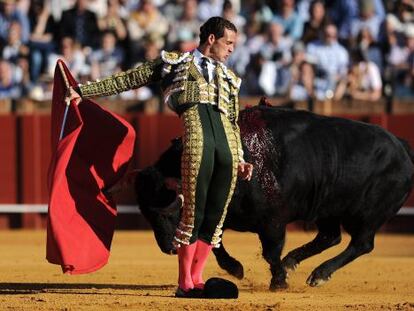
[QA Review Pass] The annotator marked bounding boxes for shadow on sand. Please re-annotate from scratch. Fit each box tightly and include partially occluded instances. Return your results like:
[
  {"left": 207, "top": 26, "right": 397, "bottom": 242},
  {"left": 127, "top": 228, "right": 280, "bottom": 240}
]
[{"left": 0, "top": 283, "right": 175, "bottom": 296}]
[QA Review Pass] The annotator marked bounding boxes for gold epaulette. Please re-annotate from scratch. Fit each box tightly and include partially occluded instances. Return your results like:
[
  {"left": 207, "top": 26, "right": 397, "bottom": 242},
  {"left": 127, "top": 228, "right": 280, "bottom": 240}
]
[{"left": 161, "top": 50, "right": 192, "bottom": 65}]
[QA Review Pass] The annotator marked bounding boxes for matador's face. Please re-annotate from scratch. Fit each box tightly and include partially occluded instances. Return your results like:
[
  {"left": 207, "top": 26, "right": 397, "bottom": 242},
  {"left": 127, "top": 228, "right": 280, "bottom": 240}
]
[{"left": 209, "top": 28, "right": 237, "bottom": 63}]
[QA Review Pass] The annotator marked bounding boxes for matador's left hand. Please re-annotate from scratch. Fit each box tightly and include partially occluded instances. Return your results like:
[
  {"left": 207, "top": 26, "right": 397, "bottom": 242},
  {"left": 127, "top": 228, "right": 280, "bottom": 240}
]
[{"left": 238, "top": 162, "right": 253, "bottom": 181}]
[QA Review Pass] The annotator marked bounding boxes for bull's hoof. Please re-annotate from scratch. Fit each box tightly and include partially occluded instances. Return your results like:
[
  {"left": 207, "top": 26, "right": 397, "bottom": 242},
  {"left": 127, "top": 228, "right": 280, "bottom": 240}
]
[
  {"left": 306, "top": 271, "right": 331, "bottom": 287},
  {"left": 281, "top": 257, "right": 299, "bottom": 273},
  {"left": 226, "top": 261, "right": 244, "bottom": 279},
  {"left": 269, "top": 280, "right": 288, "bottom": 292}
]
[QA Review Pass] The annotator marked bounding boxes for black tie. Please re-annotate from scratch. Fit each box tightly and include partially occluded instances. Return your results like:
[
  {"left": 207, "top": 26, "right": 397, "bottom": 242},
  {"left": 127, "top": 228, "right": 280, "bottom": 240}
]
[{"left": 201, "top": 57, "right": 210, "bottom": 82}]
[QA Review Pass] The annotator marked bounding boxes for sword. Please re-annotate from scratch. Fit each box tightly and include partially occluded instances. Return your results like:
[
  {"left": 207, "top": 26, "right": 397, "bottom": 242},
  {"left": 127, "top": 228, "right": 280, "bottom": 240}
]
[{"left": 57, "top": 61, "right": 71, "bottom": 141}]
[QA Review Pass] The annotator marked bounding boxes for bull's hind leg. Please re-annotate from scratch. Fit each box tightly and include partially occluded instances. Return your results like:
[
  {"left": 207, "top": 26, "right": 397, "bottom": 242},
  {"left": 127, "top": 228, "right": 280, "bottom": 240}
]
[
  {"left": 306, "top": 227, "right": 375, "bottom": 287},
  {"left": 282, "top": 218, "right": 341, "bottom": 273},
  {"left": 212, "top": 243, "right": 244, "bottom": 279}
]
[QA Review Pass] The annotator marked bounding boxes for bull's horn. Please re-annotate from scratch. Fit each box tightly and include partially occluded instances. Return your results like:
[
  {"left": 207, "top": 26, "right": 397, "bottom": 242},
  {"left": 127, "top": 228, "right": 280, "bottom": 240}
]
[
  {"left": 158, "top": 194, "right": 184, "bottom": 216},
  {"left": 105, "top": 169, "right": 142, "bottom": 195}
]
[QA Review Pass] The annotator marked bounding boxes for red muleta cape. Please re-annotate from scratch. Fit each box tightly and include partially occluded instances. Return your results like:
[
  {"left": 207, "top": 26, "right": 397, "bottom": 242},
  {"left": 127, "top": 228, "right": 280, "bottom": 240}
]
[{"left": 46, "top": 60, "right": 136, "bottom": 274}]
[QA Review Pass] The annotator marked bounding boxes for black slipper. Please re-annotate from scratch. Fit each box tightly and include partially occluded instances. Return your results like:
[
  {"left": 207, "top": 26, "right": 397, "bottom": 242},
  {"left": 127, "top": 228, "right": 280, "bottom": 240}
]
[{"left": 174, "top": 287, "right": 204, "bottom": 298}]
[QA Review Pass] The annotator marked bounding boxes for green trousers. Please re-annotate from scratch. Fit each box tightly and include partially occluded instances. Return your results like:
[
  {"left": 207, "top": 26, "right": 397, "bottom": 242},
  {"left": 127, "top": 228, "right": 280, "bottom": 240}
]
[{"left": 174, "top": 103, "right": 239, "bottom": 247}]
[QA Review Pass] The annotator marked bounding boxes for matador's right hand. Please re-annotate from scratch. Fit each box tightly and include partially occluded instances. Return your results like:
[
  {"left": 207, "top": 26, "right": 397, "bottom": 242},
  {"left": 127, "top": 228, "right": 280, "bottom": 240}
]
[{"left": 238, "top": 162, "right": 253, "bottom": 181}]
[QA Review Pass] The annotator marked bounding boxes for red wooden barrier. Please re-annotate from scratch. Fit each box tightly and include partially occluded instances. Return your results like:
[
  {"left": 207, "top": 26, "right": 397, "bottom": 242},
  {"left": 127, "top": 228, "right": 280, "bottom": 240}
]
[
  {"left": 135, "top": 114, "right": 182, "bottom": 168},
  {"left": 0, "top": 115, "right": 17, "bottom": 203},
  {"left": 0, "top": 116, "right": 17, "bottom": 229},
  {"left": 385, "top": 115, "right": 414, "bottom": 206},
  {"left": 19, "top": 115, "right": 51, "bottom": 228},
  {"left": 20, "top": 115, "right": 51, "bottom": 203},
  {"left": 385, "top": 114, "right": 414, "bottom": 148}
]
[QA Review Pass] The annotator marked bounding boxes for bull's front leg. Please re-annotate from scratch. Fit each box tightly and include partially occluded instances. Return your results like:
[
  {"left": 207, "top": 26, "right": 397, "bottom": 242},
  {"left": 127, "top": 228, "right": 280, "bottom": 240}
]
[
  {"left": 212, "top": 242, "right": 244, "bottom": 279},
  {"left": 258, "top": 223, "right": 287, "bottom": 291}
]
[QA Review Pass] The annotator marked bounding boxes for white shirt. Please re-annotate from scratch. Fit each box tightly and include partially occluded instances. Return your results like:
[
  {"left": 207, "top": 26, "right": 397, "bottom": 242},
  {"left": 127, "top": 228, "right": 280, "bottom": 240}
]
[
  {"left": 356, "top": 61, "right": 382, "bottom": 91},
  {"left": 192, "top": 49, "right": 216, "bottom": 83}
]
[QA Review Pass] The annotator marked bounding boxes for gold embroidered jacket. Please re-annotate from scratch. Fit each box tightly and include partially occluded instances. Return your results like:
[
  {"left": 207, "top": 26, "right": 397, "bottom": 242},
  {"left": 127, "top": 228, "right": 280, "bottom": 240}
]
[{"left": 78, "top": 50, "right": 244, "bottom": 162}]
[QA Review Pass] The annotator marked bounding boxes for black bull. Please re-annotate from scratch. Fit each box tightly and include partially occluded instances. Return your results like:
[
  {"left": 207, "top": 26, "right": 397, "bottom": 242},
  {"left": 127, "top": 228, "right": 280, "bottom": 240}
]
[{"left": 134, "top": 105, "right": 414, "bottom": 290}]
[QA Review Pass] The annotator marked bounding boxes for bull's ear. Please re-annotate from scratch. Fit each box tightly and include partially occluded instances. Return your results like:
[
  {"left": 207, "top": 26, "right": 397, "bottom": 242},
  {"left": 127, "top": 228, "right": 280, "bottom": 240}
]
[
  {"left": 171, "top": 137, "right": 182, "bottom": 144},
  {"left": 171, "top": 137, "right": 183, "bottom": 149},
  {"left": 258, "top": 96, "right": 272, "bottom": 106}
]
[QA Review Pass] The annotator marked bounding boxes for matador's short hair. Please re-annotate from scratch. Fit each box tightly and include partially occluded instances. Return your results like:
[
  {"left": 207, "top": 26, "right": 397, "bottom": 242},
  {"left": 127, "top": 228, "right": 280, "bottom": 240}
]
[{"left": 199, "top": 16, "right": 237, "bottom": 45}]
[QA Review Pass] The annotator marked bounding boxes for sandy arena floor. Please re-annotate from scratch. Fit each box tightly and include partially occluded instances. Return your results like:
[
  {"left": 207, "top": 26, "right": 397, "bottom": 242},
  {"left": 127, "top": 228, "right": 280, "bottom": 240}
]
[{"left": 0, "top": 230, "right": 413, "bottom": 310}]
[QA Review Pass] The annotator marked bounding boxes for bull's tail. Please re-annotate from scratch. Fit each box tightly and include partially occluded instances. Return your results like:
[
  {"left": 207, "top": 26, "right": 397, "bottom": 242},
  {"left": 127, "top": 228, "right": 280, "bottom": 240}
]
[
  {"left": 410, "top": 149, "right": 414, "bottom": 166},
  {"left": 399, "top": 138, "right": 414, "bottom": 165},
  {"left": 409, "top": 147, "right": 414, "bottom": 165},
  {"left": 399, "top": 139, "right": 414, "bottom": 193}
]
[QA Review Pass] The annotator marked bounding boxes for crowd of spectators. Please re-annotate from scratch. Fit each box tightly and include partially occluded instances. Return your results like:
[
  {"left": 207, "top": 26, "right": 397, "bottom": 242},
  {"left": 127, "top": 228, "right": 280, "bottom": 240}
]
[{"left": 0, "top": 0, "right": 413, "bottom": 106}]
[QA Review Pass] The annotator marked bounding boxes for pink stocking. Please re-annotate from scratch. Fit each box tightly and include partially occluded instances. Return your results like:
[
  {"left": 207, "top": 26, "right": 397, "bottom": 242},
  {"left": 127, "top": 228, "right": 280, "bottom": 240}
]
[
  {"left": 177, "top": 242, "right": 197, "bottom": 291},
  {"left": 191, "top": 240, "right": 213, "bottom": 289}
]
